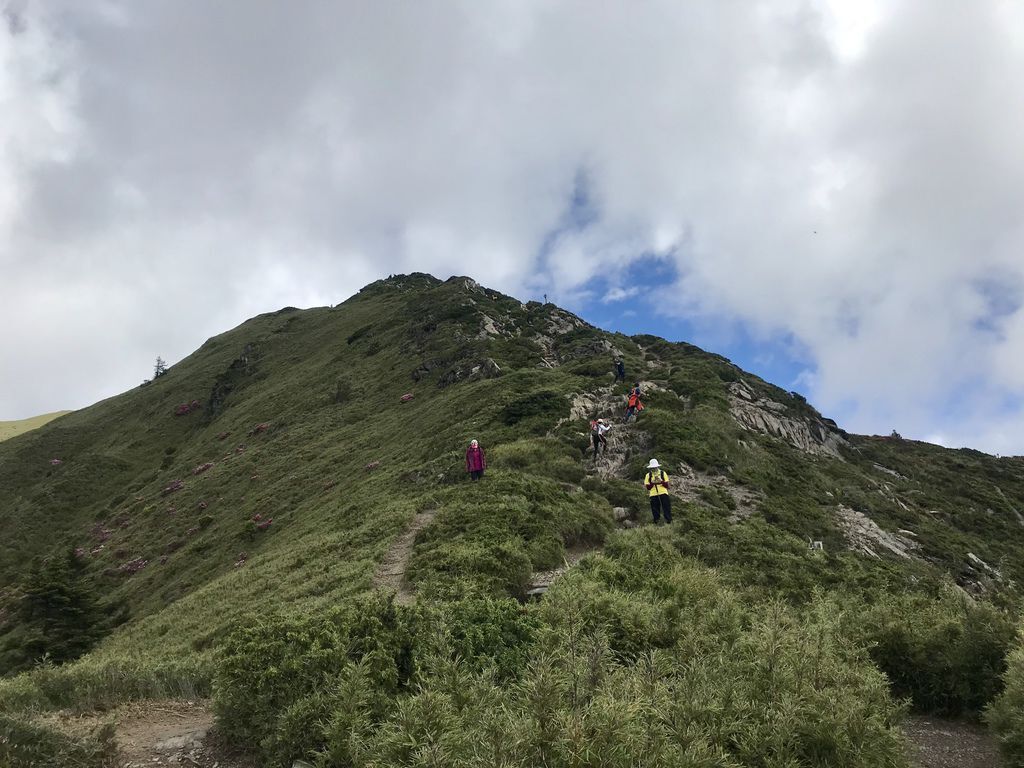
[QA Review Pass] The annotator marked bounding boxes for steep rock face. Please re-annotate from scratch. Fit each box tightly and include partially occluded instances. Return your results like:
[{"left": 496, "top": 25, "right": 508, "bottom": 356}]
[
  {"left": 728, "top": 381, "right": 847, "bottom": 459},
  {"left": 834, "top": 505, "right": 920, "bottom": 559}
]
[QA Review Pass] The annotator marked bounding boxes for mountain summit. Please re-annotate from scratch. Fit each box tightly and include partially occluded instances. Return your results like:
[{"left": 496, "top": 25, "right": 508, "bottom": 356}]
[{"left": 3, "top": 273, "right": 1024, "bottom": 766}]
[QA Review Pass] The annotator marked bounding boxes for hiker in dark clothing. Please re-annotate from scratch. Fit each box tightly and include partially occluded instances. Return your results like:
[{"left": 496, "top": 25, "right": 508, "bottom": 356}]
[
  {"left": 644, "top": 458, "right": 672, "bottom": 523},
  {"left": 466, "top": 439, "right": 486, "bottom": 481},
  {"left": 613, "top": 358, "right": 626, "bottom": 383},
  {"left": 590, "top": 418, "right": 610, "bottom": 460}
]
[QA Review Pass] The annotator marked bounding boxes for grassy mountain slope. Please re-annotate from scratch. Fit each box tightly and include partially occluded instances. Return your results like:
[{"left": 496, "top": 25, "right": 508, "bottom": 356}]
[
  {"left": 0, "top": 411, "right": 72, "bottom": 443},
  {"left": 2, "top": 273, "right": 1024, "bottom": 766}
]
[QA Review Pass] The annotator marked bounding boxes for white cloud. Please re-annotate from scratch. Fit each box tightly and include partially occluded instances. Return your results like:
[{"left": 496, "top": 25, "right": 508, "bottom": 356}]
[
  {"left": 603, "top": 287, "right": 640, "bottom": 303},
  {"left": 2, "top": 1, "right": 1023, "bottom": 454}
]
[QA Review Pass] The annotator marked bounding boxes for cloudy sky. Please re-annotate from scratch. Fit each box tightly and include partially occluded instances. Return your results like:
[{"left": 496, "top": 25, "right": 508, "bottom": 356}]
[{"left": 3, "top": 1, "right": 1024, "bottom": 453}]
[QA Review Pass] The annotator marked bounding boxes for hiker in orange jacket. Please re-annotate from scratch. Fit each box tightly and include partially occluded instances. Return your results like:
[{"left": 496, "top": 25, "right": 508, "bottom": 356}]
[{"left": 624, "top": 383, "right": 643, "bottom": 422}]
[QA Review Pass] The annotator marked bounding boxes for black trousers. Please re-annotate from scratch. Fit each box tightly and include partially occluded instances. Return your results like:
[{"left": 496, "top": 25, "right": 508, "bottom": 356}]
[
  {"left": 650, "top": 494, "right": 672, "bottom": 523},
  {"left": 592, "top": 433, "right": 607, "bottom": 458},
  {"left": 470, "top": 469, "right": 484, "bottom": 481}
]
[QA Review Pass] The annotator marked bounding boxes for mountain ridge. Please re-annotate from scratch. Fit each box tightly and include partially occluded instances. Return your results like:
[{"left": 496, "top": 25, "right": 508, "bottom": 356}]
[
  {"left": 3, "top": 272, "right": 1024, "bottom": 766},
  {"left": 2, "top": 272, "right": 1023, "bottom": 652}
]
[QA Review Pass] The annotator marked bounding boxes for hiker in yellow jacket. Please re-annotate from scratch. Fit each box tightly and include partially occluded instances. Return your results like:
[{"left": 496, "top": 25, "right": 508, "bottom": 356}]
[{"left": 644, "top": 458, "right": 672, "bottom": 524}]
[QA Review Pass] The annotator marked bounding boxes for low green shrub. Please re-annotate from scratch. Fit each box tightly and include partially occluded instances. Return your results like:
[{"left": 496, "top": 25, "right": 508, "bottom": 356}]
[
  {"left": 846, "top": 588, "right": 1015, "bottom": 715},
  {"left": 0, "top": 714, "right": 115, "bottom": 768},
  {"left": 213, "top": 592, "right": 410, "bottom": 766},
  {"left": 499, "top": 390, "right": 569, "bottom": 433},
  {"left": 214, "top": 594, "right": 539, "bottom": 766},
  {"left": 211, "top": 533, "right": 911, "bottom": 768},
  {"left": 0, "top": 655, "right": 211, "bottom": 713},
  {"left": 489, "top": 438, "right": 584, "bottom": 484},
  {"left": 987, "top": 629, "right": 1024, "bottom": 764},
  {"left": 407, "top": 474, "right": 611, "bottom": 598}
]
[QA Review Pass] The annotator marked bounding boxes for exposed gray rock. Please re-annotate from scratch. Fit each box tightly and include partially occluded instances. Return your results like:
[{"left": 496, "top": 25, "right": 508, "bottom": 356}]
[
  {"left": 872, "top": 463, "right": 906, "bottom": 480},
  {"left": 993, "top": 485, "right": 1024, "bottom": 527},
  {"left": 533, "top": 333, "right": 560, "bottom": 368},
  {"left": 154, "top": 728, "right": 208, "bottom": 751},
  {"left": 967, "top": 551, "right": 1000, "bottom": 577},
  {"left": 834, "top": 505, "right": 919, "bottom": 559},
  {"left": 478, "top": 314, "right": 501, "bottom": 338},
  {"left": 546, "top": 309, "right": 586, "bottom": 336},
  {"left": 469, "top": 358, "right": 502, "bottom": 380},
  {"left": 728, "top": 381, "right": 847, "bottom": 459}
]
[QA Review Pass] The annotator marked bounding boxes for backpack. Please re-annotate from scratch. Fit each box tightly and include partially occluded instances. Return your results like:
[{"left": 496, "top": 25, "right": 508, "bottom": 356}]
[{"left": 590, "top": 420, "right": 600, "bottom": 434}]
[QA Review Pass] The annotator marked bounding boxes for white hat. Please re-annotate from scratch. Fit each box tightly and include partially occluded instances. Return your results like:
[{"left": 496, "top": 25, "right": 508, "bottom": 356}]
[{"left": 647, "top": 458, "right": 660, "bottom": 469}]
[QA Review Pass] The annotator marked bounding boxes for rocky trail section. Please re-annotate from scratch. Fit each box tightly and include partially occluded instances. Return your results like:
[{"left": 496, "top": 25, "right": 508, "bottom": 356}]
[
  {"left": 44, "top": 700, "right": 255, "bottom": 768},
  {"left": 904, "top": 715, "right": 1003, "bottom": 768},
  {"left": 527, "top": 385, "right": 651, "bottom": 597},
  {"left": 113, "top": 701, "right": 225, "bottom": 767},
  {"left": 569, "top": 385, "right": 652, "bottom": 481},
  {"left": 372, "top": 508, "right": 438, "bottom": 605}
]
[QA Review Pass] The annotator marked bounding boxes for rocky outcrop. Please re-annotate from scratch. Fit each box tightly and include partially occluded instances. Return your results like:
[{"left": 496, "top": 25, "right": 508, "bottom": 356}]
[
  {"left": 728, "top": 381, "right": 847, "bottom": 459},
  {"left": 834, "top": 505, "right": 919, "bottom": 559},
  {"left": 412, "top": 356, "right": 502, "bottom": 387},
  {"left": 960, "top": 551, "right": 1003, "bottom": 596},
  {"left": 570, "top": 386, "right": 620, "bottom": 421},
  {"left": 545, "top": 308, "right": 587, "bottom": 336},
  {"left": 674, "top": 462, "right": 762, "bottom": 523}
]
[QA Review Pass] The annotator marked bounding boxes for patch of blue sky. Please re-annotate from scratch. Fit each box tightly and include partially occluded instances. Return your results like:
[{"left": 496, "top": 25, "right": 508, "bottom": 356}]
[
  {"left": 970, "top": 275, "right": 1022, "bottom": 337},
  {"left": 571, "top": 261, "right": 819, "bottom": 409},
  {"left": 530, "top": 168, "right": 822, "bottom": 420}
]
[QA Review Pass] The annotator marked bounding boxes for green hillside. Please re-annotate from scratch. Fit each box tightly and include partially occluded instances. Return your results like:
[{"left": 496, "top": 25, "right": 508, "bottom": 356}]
[
  {"left": 0, "top": 411, "right": 72, "bottom": 443},
  {"left": 3, "top": 273, "right": 1024, "bottom": 766}
]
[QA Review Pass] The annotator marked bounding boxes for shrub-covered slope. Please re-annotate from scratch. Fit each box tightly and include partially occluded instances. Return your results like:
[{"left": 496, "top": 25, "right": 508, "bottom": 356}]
[
  {"left": 3, "top": 273, "right": 1024, "bottom": 765},
  {"left": 3, "top": 273, "right": 1024, "bottom": 663}
]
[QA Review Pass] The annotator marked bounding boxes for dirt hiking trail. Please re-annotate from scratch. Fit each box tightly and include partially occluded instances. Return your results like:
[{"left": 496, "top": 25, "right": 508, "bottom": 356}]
[
  {"left": 372, "top": 508, "right": 438, "bottom": 604},
  {"left": 905, "top": 714, "right": 1003, "bottom": 768}
]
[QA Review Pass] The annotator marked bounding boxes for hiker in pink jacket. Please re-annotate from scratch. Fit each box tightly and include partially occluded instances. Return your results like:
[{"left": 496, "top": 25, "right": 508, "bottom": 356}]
[{"left": 465, "top": 439, "right": 486, "bottom": 481}]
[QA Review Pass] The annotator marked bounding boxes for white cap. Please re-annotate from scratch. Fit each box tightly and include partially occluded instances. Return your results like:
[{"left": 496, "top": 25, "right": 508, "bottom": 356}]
[{"left": 647, "top": 458, "right": 660, "bottom": 469}]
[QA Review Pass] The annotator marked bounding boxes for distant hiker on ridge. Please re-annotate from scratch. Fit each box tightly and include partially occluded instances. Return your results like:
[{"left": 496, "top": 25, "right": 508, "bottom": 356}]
[
  {"left": 466, "top": 439, "right": 486, "bottom": 481},
  {"left": 644, "top": 458, "right": 672, "bottom": 524},
  {"left": 590, "top": 417, "right": 611, "bottom": 460},
  {"left": 624, "top": 382, "right": 643, "bottom": 422},
  {"left": 613, "top": 358, "right": 626, "bottom": 383}
]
